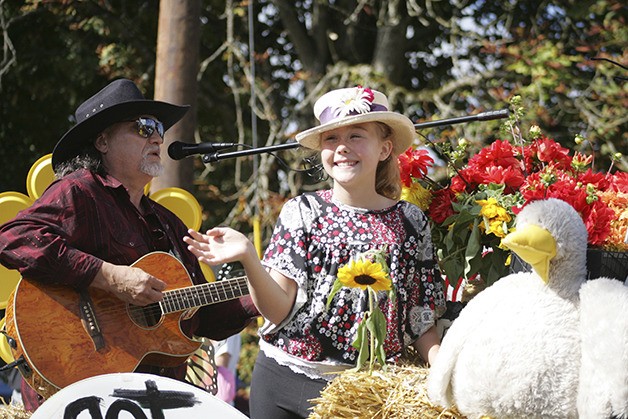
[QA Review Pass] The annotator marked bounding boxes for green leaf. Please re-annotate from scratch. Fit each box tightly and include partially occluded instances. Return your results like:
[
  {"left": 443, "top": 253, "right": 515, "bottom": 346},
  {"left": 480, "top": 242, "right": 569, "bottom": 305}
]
[
  {"left": 439, "top": 252, "right": 465, "bottom": 281},
  {"left": 352, "top": 320, "right": 365, "bottom": 350},
  {"left": 465, "top": 219, "right": 481, "bottom": 278},
  {"left": 326, "top": 278, "right": 344, "bottom": 310},
  {"left": 387, "top": 288, "right": 396, "bottom": 305},
  {"left": 369, "top": 307, "right": 388, "bottom": 366},
  {"left": 443, "top": 228, "right": 456, "bottom": 252},
  {"left": 466, "top": 252, "right": 483, "bottom": 279},
  {"left": 482, "top": 248, "right": 511, "bottom": 285},
  {"left": 352, "top": 319, "right": 369, "bottom": 371},
  {"left": 368, "top": 307, "right": 387, "bottom": 344}
]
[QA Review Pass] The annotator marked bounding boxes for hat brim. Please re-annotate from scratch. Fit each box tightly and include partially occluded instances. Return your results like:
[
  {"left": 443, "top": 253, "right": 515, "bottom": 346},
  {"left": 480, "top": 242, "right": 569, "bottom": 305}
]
[
  {"left": 294, "top": 111, "right": 416, "bottom": 155},
  {"left": 52, "top": 100, "right": 189, "bottom": 170}
]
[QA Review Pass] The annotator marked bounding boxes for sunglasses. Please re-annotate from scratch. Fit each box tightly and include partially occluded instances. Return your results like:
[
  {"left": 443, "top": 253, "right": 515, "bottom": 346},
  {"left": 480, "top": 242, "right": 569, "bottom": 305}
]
[{"left": 129, "top": 117, "right": 164, "bottom": 139}]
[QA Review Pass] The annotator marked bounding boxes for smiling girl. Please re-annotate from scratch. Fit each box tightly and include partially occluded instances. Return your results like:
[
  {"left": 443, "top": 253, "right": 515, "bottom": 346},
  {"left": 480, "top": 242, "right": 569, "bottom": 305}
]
[{"left": 185, "top": 86, "right": 446, "bottom": 419}]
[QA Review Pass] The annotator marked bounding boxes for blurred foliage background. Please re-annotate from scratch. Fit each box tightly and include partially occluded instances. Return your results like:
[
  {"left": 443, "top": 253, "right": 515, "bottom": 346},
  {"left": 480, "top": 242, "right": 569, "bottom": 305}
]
[
  {"left": 1, "top": 0, "right": 626, "bottom": 404},
  {"left": 1, "top": 1, "right": 625, "bottom": 237}
]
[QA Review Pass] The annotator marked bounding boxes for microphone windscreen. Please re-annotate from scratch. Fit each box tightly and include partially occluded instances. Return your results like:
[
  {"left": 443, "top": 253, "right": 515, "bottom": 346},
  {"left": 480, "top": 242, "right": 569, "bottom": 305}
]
[{"left": 167, "top": 142, "right": 186, "bottom": 160}]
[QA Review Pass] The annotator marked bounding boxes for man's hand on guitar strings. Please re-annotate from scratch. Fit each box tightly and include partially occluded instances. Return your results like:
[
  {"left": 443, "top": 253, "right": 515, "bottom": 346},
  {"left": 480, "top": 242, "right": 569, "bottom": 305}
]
[{"left": 91, "top": 262, "right": 167, "bottom": 306}]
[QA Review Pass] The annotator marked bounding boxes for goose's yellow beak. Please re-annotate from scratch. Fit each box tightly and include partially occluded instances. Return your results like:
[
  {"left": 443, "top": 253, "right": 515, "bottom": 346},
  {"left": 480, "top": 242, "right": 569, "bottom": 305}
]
[{"left": 501, "top": 224, "right": 556, "bottom": 284}]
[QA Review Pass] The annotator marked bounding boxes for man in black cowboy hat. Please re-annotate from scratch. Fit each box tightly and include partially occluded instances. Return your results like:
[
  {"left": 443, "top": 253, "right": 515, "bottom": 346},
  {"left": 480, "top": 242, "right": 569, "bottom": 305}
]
[{"left": 0, "top": 79, "right": 258, "bottom": 411}]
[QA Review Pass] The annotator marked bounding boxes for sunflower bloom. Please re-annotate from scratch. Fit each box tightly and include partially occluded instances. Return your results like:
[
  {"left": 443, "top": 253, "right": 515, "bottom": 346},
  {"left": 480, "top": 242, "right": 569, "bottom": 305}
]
[{"left": 337, "top": 259, "right": 392, "bottom": 292}]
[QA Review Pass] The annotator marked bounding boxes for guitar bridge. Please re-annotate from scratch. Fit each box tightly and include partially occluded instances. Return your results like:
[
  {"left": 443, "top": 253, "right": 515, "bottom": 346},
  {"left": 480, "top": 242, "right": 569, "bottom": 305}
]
[{"left": 79, "top": 291, "right": 105, "bottom": 351}]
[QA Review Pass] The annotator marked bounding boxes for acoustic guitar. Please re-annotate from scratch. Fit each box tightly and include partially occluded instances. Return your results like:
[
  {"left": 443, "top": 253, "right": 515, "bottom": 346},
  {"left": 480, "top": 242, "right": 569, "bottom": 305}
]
[{"left": 3, "top": 251, "right": 249, "bottom": 399}]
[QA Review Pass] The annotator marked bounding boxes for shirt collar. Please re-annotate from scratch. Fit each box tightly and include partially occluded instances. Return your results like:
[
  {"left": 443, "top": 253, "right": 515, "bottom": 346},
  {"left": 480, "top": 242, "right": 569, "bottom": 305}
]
[
  {"left": 93, "top": 170, "right": 125, "bottom": 190},
  {"left": 91, "top": 170, "right": 156, "bottom": 215}
]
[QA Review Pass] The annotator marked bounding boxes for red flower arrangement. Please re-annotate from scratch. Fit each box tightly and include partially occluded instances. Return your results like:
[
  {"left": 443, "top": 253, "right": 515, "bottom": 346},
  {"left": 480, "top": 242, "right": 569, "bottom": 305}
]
[
  {"left": 449, "top": 137, "right": 627, "bottom": 248},
  {"left": 399, "top": 97, "right": 628, "bottom": 288}
]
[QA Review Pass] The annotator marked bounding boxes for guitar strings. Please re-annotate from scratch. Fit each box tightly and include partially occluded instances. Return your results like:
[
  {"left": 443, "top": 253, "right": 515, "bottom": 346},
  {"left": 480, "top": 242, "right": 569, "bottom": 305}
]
[
  {"left": 119, "top": 276, "right": 249, "bottom": 317},
  {"left": 83, "top": 276, "right": 249, "bottom": 325},
  {"left": 160, "top": 277, "right": 250, "bottom": 313},
  {"left": 88, "top": 279, "right": 249, "bottom": 329}
]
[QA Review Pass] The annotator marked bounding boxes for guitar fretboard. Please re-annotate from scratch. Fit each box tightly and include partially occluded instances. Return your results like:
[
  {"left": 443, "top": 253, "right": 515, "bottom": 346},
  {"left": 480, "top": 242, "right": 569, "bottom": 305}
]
[{"left": 159, "top": 276, "right": 249, "bottom": 314}]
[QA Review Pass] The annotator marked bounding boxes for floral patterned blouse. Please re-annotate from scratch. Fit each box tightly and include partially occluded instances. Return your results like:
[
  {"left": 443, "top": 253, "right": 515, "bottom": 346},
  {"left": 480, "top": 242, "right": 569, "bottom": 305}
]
[{"left": 260, "top": 190, "right": 446, "bottom": 373}]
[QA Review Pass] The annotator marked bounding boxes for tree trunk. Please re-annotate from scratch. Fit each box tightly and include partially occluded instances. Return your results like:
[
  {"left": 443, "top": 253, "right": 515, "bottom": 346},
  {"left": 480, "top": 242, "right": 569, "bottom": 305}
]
[
  {"left": 152, "top": 0, "right": 201, "bottom": 192},
  {"left": 372, "top": 22, "right": 408, "bottom": 86}
]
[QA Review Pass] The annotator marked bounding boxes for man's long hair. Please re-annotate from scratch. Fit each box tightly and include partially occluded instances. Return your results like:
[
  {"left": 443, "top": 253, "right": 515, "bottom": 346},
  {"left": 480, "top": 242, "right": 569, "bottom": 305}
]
[{"left": 54, "top": 143, "right": 106, "bottom": 178}]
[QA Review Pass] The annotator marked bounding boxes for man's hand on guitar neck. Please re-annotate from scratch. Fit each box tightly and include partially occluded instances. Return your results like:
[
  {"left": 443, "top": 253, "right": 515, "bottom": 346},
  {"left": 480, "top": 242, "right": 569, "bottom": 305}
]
[{"left": 91, "top": 261, "right": 167, "bottom": 306}]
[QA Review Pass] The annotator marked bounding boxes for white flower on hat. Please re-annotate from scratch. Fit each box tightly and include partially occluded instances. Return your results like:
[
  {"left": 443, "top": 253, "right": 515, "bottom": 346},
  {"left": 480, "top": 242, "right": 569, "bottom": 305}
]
[{"left": 332, "top": 86, "right": 375, "bottom": 118}]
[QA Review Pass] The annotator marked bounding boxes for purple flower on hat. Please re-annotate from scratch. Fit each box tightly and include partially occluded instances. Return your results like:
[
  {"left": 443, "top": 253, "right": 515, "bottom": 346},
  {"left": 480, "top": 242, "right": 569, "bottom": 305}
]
[{"left": 332, "top": 86, "right": 375, "bottom": 118}]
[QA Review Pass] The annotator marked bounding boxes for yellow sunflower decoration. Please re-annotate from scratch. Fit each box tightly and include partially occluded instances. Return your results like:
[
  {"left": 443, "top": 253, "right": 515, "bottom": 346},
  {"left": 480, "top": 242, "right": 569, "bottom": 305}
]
[
  {"left": 327, "top": 247, "right": 395, "bottom": 373},
  {"left": 337, "top": 258, "right": 392, "bottom": 292}
]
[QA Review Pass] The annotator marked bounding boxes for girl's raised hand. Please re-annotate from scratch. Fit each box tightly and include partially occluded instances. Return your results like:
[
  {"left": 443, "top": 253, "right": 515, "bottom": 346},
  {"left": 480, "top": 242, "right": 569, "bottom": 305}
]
[{"left": 184, "top": 227, "right": 255, "bottom": 266}]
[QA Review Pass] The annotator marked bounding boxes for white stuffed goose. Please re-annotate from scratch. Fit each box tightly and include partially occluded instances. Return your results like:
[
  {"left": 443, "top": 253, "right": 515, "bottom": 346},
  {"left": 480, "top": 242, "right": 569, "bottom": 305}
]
[
  {"left": 427, "top": 198, "right": 587, "bottom": 419},
  {"left": 578, "top": 276, "right": 628, "bottom": 419}
]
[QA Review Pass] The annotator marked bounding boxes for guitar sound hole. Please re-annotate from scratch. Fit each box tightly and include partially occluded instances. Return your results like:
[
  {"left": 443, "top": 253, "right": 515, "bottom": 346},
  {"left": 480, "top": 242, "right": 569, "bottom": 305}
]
[{"left": 127, "top": 303, "right": 163, "bottom": 328}]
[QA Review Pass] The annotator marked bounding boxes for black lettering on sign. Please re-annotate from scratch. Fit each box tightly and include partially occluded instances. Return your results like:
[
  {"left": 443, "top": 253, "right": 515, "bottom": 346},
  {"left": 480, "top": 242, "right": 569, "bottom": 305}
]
[
  {"left": 64, "top": 396, "right": 104, "bottom": 419},
  {"left": 111, "top": 379, "right": 200, "bottom": 418},
  {"left": 62, "top": 379, "right": 201, "bottom": 418},
  {"left": 105, "top": 399, "right": 148, "bottom": 419}
]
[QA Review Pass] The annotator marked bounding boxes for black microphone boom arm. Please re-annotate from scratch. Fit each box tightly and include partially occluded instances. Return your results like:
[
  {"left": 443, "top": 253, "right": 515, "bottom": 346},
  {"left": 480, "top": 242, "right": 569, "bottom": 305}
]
[
  {"left": 203, "top": 109, "right": 509, "bottom": 163},
  {"left": 413, "top": 109, "right": 509, "bottom": 129},
  {"left": 202, "top": 142, "right": 300, "bottom": 163}
]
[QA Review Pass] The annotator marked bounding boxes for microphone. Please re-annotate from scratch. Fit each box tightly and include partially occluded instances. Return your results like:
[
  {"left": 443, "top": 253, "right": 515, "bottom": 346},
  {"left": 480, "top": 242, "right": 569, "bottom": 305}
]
[{"left": 168, "top": 141, "right": 237, "bottom": 160}]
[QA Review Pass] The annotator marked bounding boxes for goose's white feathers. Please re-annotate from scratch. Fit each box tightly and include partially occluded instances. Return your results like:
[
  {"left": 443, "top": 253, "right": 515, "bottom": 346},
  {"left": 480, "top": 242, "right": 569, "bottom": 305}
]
[{"left": 578, "top": 278, "right": 628, "bottom": 419}]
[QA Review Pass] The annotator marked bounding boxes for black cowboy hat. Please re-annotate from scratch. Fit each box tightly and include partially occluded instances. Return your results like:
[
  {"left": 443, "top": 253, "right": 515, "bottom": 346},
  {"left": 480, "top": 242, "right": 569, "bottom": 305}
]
[{"left": 52, "top": 78, "right": 189, "bottom": 170}]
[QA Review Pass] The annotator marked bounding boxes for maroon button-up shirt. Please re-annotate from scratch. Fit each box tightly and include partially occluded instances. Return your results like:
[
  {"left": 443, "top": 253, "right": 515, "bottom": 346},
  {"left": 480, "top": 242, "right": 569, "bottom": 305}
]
[{"left": 0, "top": 168, "right": 258, "bottom": 410}]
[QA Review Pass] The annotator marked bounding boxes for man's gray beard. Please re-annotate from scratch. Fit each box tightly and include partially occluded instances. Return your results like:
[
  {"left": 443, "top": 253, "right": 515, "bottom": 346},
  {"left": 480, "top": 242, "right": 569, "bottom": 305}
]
[{"left": 140, "top": 159, "right": 164, "bottom": 177}]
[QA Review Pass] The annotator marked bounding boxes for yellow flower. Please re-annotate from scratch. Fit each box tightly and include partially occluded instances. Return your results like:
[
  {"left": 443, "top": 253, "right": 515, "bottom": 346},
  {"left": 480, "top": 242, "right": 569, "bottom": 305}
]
[
  {"left": 477, "top": 197, "right": 512, "bottom": 238},
  {"left": 485, "top": 219, "right": 509, "bottom": 238},
  {"left": 477, "top": 197, "right": 506, "bottom": 218},
  {"left": 401, "top": 183, "right": 433, "bottom": 211},
  {"left": 337, "top": 258, "right": 392, "bottom": 292}
]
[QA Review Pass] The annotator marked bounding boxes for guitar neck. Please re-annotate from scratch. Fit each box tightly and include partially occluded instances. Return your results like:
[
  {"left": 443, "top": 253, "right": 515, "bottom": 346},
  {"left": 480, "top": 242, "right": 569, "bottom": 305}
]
[{"left": 160, "top": 276, "right": 249, "bottom": 314}]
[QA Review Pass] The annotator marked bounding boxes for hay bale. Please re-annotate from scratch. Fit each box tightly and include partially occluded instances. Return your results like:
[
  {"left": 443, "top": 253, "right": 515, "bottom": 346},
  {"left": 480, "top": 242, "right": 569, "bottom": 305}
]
[
  {"left": 309, "top": 364, "right": 465, "bottom": 418},
  {"left": 0, "top": 403, "right": 31, "bottom": 419}
]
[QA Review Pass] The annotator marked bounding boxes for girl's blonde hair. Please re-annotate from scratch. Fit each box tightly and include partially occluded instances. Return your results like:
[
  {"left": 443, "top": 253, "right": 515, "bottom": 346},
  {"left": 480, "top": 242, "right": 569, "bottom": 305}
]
[{"left": 373, "top": 122, "right": 402, "bottom": 200}]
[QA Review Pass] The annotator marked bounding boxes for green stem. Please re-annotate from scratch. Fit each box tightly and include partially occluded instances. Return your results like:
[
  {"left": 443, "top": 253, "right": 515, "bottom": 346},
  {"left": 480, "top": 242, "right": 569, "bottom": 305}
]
[{"left": 368, "top": 287, "right": 375, "bottom": 374}]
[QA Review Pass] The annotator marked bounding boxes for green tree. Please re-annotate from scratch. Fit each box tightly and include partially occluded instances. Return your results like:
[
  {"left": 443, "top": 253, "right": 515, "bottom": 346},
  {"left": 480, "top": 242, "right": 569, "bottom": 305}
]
[
  {"left": 190, "top": 0, "right": 626, "bottom": 237},
  {"left": 1, "top": 0, "right": 625, "bottom": 233},
  {"left": 0, "top": 0, "right": 162, "bottom": 193}
]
